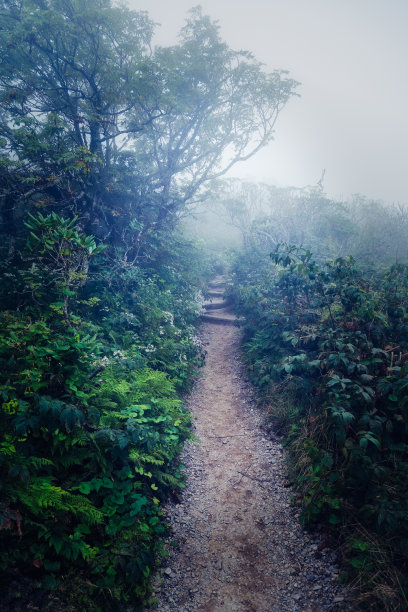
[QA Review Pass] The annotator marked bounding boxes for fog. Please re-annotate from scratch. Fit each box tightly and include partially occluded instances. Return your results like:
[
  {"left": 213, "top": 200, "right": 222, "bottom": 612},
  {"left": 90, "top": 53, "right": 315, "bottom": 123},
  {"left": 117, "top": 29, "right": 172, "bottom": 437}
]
[
  {"left": 127, "top": 0, "right": 408, "bottom": 204},
  {"left": 2, "top": 3, "right": 408, "bottom": 608}
]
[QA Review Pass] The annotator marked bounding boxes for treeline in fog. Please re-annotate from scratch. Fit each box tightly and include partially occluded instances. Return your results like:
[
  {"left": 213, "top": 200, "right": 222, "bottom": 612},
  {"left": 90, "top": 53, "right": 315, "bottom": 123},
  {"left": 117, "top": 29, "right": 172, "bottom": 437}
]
[{"left": 213, "top": 178, "right": 408, "bottom": 267}]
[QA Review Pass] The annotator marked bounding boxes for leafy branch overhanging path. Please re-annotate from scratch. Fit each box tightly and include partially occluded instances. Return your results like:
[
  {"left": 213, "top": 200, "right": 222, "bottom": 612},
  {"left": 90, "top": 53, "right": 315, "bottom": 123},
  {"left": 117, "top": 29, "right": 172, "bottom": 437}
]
[{"left": 152, "top": 277, "right": 347, "bottom": 611}]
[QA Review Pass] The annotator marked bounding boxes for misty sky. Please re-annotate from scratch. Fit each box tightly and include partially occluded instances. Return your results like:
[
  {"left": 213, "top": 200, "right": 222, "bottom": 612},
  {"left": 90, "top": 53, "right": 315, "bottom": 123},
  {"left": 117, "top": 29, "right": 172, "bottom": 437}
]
[{"left": 126, "top": 0, "right": 408, "bottom": 204}]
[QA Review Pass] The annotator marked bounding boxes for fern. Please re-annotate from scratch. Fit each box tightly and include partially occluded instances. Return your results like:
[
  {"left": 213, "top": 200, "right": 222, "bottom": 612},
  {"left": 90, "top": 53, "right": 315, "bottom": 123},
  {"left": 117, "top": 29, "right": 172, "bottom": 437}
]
[
  {"left": 27, "top": 457, "right": 54, "bottom": 469},
  {"left": 129, "top": 449, "right": 165, "bottom": 466},
  {"left": 140, "top": 454, "right": 165, "bottom": 467},
  {"left": 90, "top": 367, "right": 178, "bottom": 415},
  {"left": 57, "top": 448, "right": 92, "bottom": 468},
  {"left": 71, "top": 430, "right": 89, "bottom": 446},
  {"left": 16, "top": 477, "right": 104, "bottom": 524},
  {"left": 156, "top": 471, "right": 183, "bottom": 489}
]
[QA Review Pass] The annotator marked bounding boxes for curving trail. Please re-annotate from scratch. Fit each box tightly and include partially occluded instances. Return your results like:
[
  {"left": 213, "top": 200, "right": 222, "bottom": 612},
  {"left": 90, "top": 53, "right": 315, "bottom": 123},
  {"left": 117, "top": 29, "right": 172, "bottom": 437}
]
[{"left": 151, "top": 277, "right": 348, "bottom": 612}]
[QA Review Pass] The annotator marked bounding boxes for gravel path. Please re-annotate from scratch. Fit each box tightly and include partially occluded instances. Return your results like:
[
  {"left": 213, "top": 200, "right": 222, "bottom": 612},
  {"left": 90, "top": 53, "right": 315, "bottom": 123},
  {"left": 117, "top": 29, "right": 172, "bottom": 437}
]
[{"left": 151, "top": 320, "right": 349, "bottom": 611}]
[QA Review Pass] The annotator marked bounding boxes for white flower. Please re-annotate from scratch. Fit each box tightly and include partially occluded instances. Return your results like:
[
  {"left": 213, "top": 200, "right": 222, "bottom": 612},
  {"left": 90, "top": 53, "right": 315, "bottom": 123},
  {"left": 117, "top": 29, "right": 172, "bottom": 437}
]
[
  {"left": 124, "top": 311, "right": 137, "bottom": 320},
  {"left": 189, "top": 334, "right": 202, "bottom": 348},
  {"left": 144, "top": 344, "right": 156, "bottom": 354},
  {"left": 162, "top": 311, "right": 174, "bottom": 326}
]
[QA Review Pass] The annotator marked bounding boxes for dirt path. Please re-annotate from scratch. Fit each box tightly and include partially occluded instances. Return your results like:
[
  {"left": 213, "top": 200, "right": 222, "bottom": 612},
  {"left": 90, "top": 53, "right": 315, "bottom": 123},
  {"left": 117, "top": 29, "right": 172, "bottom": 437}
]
[{"left": 151, "top": 280, "right": 348, "bottom": 611}]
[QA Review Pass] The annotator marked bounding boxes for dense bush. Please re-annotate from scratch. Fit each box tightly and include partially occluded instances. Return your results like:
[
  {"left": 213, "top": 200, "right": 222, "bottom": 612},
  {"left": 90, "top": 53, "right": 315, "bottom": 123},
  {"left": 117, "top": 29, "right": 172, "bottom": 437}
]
[
  {"left": 0, "top": 211, "right": 210, "bottom": 610},
  {"left": 230, "top": 243, "right": 408, "bottom": 609}
]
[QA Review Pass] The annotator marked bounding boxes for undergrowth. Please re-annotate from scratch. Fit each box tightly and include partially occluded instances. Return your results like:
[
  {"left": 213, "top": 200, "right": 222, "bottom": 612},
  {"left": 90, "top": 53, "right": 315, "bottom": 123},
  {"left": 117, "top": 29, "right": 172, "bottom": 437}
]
[
  {"left": 0, "top": 212, "right": 213, "bottom": 610},
  {"left": 230, "top": 243, "right": 408, "bottom": 611}
]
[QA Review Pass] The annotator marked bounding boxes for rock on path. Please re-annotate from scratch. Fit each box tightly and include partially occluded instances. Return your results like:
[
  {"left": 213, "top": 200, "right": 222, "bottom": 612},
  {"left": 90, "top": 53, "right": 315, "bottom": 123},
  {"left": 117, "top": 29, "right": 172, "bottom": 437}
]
[{"left": 151, "top": 280, "right": 348, "bottom": 611}]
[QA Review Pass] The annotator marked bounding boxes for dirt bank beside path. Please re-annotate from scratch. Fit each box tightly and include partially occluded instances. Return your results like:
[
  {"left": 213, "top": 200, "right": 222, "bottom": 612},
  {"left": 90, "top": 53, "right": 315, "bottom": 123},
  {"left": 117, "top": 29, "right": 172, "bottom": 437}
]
[{"left": 151, "top": 321, "right": 348, "bottom": 611}]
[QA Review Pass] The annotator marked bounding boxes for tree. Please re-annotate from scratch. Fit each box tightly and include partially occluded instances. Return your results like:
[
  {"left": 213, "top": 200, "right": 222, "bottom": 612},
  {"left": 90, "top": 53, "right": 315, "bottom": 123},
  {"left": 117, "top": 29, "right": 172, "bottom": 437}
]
[
  {"left": 0, "top": 0, "right": 298, "bottom": 260},
  {"left": 135, "top": 8, "right": 298, "bottom": 227}
]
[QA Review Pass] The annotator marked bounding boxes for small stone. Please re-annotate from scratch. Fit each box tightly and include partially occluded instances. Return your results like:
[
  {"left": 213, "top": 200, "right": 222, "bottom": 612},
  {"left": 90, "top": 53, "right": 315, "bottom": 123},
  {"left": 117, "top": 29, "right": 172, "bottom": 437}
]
[{"left": 164, "top": 567, "right": 172, "bottom": 576}]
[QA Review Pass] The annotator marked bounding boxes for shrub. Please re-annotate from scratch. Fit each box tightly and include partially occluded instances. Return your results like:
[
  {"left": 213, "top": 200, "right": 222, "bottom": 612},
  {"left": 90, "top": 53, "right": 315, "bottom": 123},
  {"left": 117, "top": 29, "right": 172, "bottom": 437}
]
[{"left": 231, "top": 243, "right": 408, "bottom": 609}]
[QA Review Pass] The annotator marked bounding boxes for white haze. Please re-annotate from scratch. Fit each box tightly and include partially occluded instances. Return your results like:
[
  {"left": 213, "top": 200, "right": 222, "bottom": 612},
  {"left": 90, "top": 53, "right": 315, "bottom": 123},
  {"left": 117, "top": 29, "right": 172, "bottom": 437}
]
[{"left": 125, "top": 0, "right": 408, "bottom": 205}]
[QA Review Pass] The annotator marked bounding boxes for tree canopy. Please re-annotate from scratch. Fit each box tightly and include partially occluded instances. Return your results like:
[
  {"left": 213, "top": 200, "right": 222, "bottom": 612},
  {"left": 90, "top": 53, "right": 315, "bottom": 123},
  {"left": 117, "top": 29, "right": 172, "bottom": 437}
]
[{"left": 0, "top": 0, "right": 298, "bottom": 257}]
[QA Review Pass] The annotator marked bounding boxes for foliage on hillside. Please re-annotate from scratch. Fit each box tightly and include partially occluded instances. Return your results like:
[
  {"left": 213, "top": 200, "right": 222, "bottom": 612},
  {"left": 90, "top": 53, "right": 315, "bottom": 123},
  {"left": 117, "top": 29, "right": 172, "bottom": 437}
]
[
  {"left": 0, "top": 1, "right": 296, "bottom": 609},
  {"left": 230, "top": 243, "right": 408, "bottom": 610},
  {"left": 0, "top": 210, "right": 210, "bottom": 610}
]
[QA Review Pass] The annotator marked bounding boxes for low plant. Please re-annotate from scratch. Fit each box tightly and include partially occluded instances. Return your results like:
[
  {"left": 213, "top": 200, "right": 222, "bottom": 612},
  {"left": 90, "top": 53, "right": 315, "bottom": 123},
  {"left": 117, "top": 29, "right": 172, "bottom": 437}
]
[
  {"left": 231, "top": 243, "right": 408, "bottom": 610},
  {"left": 0, "top": 212, "right": 208, "bottom": 609}
]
